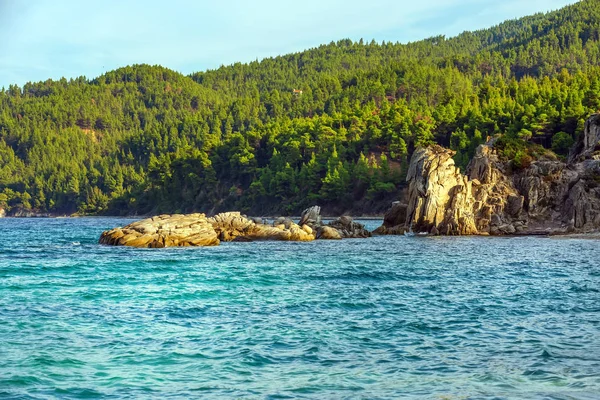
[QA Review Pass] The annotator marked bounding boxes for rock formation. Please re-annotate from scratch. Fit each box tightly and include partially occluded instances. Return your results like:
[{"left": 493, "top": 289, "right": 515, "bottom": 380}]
[
  {"left": 99, "top": 213, "right": 221, "bottom": 247},
  {"left": 99, "top": 211, "right": 316, "bottom": 248},
  {"left": 376, "top": 114, "right": 600, "bottom": 236},
  {"left": 373, "top": 202, "right": 407, "bottom": 235},
  {"left": 99, "top": 206, "right": 370, "bottom": 248},
  {"left": 210, "top": 212, "right": 314, "bottom": 242},
  {"left": 299, "top": 206, "right": 371, "bottom": 239}
]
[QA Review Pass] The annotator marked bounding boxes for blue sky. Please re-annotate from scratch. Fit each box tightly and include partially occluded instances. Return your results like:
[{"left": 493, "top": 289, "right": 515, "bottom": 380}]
[{"left": 0, "top": 0, "right": 577, "bottom": 88}]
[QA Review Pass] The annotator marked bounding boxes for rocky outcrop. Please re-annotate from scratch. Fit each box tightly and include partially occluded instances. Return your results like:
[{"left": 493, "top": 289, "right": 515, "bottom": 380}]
[
  {"left": 318, "top": 226, "right": 343, "bottom": 240},
  {"left": 373, "top": 202, "right": 407, "bottom": 235},
  {"left": 376, "top": 114, "right": 600, "bottom": 236},
  {"left": 99, "top": 211, "right": 316, "bottom": 248},
  {"left": 99, "top": 213, "right": 220, "bottom": 247},
  {"left": 209, "top": 212, "right": 315, "bottom": 242},
  {"left": 327, "top": 215, "right": 371, "bottom": 238},
  {"left": 299, "top": 206, "right": 371, "bottom": 239},
  {"left": 99, "top": 207, "right": 372, "bottom": 248},
  {"left": 0, "top": 207, "right": 5, "bottom": 218},
  {"left": 299, "top": 206, "right": 322, "bottom": 227}
]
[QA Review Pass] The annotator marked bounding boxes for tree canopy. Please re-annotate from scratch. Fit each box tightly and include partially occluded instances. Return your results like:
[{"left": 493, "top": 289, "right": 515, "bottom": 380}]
[{"left": 1, "top": 0, "right": 600, "bottom": 215}]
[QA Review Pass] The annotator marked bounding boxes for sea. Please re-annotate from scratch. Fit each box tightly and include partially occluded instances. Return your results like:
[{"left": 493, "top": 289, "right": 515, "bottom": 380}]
[{"left": 0, "top": 217, "right": 599, "bottom": 399}]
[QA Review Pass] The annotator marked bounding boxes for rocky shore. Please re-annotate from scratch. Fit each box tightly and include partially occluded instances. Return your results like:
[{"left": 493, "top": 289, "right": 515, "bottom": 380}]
[
  {"left": 99, "top": 114, "right": 600, "bottom": 246},
  {"left": 99, "top": 206, "right": 370, "bottom": 248},
  {"left": 376, "top": 113, "right": 600, "bottom": 236}
]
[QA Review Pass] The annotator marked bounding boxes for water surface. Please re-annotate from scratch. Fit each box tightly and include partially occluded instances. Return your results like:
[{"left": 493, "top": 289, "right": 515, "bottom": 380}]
[{"left": 1, "top": 218, "right": 599, "bottom": 399}]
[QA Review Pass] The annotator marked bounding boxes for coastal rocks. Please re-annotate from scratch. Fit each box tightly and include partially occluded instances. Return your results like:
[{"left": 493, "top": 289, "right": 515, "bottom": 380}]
[
  {"left": 299, "top": 206, "right": 322, "bottom": 227},
  {"left": 99, "top": 213, "right": 220, "bottom": 248},
  {"left": 100, "top": 211, "right": 317, "bottom": 248},
  {"left": 327, "top": 215, "right": 371, "bottom": 238},
  {"left": 376, "top": 114, "right": 600, "bottom": 236},
  {"left": 377, "top": 143, "right": 534, "bottom": 236},
  {"left": 209, "top": 212, "right": 315, "bottom": 242},
  {"left": 373, "top": 202, "right": 407, "bottom": 235},
  {"left": 299, "top": 206, "right": 371, "bottom": 239},
  {"left": 0, "top": 208, "right": 4, "bottom": 218},
  {"left": 5, "top": 207, "right": 54, "bottom": 217},
  {"left": 98, "top": 206, "right": 371, "bottom": 247},
  {"left": 402, "top": 145, "right": 483, "bottom": 235},
  {"left": 317, "top": 226, "right": 342, "bottom": 240}
]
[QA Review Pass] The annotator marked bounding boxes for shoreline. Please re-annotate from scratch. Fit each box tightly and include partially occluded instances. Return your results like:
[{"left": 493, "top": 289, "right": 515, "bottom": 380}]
[
  {"left": 3, "top": 215, "right": 599, "bottom": 239},
  {"left": 0, "top": 214, "right": 387, "bottom": 220}
]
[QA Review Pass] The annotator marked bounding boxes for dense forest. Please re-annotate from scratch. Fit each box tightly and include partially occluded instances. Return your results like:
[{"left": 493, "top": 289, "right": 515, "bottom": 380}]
[{"left": 1, "top": 0, "right": 600, "bottom": 216}]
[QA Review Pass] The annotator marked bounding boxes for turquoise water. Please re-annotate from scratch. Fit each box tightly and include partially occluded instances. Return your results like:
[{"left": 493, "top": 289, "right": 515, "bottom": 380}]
[{"left": 1, "top": 218, "right": 599, "bottom": 399}]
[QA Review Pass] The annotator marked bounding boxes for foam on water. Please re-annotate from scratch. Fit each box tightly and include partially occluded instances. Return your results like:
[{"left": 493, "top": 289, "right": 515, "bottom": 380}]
[{"left": 1, "top": 217, "right": 599, "bottom": 399}]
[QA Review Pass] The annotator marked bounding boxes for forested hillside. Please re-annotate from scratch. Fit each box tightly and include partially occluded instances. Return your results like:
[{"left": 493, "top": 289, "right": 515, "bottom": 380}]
[{"left": 1, "top": 0, "right": 600, "bottom": 216}]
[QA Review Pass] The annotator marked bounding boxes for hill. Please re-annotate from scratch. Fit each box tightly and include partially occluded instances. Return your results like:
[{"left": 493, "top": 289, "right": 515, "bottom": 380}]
[{"left": 1, "top": 0, "right": 600, "bottom": 216}]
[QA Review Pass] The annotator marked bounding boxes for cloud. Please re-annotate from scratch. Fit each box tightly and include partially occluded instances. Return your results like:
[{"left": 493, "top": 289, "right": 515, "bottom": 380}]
[{"left": 0, "top": 0, "right": 577, "bottom": 87}]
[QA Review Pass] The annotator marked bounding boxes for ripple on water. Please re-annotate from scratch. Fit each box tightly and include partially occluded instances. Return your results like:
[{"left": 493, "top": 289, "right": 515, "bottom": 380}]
[{"left": 0, "top": 218, "right": 599, "bottom": 399}]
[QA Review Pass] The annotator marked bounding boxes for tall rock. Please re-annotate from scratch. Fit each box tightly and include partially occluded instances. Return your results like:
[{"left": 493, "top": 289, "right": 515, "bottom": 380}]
[
  {"left": 401, "top": 145, "right": 519, "bottom": 235},
  {"left": 376, "top": 114, "right": 600, "bottom": 236}
]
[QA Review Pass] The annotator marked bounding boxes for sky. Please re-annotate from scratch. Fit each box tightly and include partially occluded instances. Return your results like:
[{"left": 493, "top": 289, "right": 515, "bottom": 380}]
[{"left": 0, "top": 0, "right": 578, "bottom": 88}]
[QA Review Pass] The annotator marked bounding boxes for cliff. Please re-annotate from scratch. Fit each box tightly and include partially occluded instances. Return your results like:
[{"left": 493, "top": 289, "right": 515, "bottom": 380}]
[{"left": 376, "top": 114, "right": 600, "bottom": 236}]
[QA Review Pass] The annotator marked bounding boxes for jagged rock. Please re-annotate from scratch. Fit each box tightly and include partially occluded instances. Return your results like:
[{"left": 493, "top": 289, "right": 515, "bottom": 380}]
[
  {"left": 327, "top": 216, "right": 371, "bottom": 238},
  {"left": 569, "top": 113, "right": 600, "bottom": 163},
  {"left": 376, "top": 114, "right": 600, "bottom": 236},
  {"left": 299, "top": 206, "right": 321, "bottom": 227},
  {"left": 403, "top": 145, "right": 483, "bottom": 235},
  {"left": 0, "top": 208, "right": 5, "bottom": 218},
  {"left": 383, "top": 143, "right": 528, "bottom": 235},
  {"left": 299, "top": 205, "right": 371, "bottom": 238}
]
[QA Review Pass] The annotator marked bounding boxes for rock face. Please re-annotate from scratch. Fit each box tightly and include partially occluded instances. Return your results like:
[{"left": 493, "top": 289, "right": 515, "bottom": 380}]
[
  {"left": 0, "top": 208, "right": 5, "bottom": 218},
  {"left": 569, "top": 113, "right": 600, "bottom": 163},
  {"left": 376, "top": 114, "right": 600, "bottom": 236}
]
